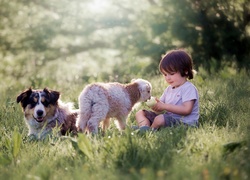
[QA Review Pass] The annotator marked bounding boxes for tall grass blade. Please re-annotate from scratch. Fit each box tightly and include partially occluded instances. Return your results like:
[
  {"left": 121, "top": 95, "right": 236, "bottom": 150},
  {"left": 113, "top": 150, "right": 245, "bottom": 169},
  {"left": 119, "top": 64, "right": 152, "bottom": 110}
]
[
  {"left": 12, "top": 127, "right": 22, "bottom": 159},
  {"left": 77, "top": 134, "right": 93, "bottom": 159}
]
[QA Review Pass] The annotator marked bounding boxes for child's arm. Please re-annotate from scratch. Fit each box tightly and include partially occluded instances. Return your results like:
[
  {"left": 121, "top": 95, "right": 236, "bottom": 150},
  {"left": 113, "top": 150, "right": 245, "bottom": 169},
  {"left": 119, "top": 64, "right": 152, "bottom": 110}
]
[{"left": 152, "top": 99, "right": 195, "bottom": 116}]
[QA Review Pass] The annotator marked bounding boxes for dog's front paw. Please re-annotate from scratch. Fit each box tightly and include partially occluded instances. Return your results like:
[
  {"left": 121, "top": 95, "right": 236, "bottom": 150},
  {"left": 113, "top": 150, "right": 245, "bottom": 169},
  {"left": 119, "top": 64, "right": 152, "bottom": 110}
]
[{"left": 27, "top": 134, "right": 38, "bottom": 142}]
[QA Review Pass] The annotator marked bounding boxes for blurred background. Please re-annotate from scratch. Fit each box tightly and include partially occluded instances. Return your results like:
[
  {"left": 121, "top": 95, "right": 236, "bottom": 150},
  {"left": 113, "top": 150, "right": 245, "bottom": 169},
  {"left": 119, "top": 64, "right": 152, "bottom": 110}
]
[{"left": 0, "top": 0, "right": 249, "bottom": 89}]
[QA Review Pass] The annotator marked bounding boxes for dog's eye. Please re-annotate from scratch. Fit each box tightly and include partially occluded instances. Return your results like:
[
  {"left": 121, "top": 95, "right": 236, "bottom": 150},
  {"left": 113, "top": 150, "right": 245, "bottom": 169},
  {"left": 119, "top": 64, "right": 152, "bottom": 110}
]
[
  {"left": 33, "top": 97, "right": 38, "bottom": 103},
  {"left": 41, "top": 97, "right": 50, "bottom": 107},
  {"left": 42, "top": 101, "right": 49, "bottom": 107},
  {"left": 29, "top": 99, "right": 37, "bottom": 109},
  {"left": 41, "top": 100, "right": 49, "bottom": 107}
]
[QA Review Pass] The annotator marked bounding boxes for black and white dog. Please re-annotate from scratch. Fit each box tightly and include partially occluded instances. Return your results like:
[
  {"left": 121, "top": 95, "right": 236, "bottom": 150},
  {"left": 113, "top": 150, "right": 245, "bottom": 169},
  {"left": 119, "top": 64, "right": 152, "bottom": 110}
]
[{"left": 17, "top": 88, "right": 78, "bottom": 139}]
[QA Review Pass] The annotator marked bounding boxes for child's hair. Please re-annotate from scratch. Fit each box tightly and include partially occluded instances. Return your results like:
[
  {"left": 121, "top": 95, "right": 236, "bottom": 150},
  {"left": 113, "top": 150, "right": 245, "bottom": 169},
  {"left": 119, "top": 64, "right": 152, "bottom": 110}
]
[{"left": 159, "top": 49, "right": 194, "bottom": 80}]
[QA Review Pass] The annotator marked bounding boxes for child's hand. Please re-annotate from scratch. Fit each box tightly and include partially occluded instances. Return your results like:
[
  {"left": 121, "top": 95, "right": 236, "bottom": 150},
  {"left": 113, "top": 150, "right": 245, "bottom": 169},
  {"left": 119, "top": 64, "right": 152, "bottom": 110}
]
[{"left": 151, "top": 99, "right": 166, "bottom": 113}]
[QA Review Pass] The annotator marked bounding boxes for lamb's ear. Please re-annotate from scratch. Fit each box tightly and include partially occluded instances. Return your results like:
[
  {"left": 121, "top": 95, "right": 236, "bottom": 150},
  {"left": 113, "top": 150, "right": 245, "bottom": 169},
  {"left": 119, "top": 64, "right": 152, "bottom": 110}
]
[
  {"left": 16, "top": 88, "right": 33, "bottom": 109},
  {"left": 146, "top": 83, "right": 152, "bottom": 91},
  {"left": 131, "top": 79, "right": 137, "bottom": 83}
]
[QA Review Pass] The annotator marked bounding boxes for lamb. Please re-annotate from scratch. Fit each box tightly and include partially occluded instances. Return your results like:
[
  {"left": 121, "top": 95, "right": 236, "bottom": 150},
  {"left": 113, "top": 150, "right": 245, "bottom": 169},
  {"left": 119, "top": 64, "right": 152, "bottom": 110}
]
[{"left": 76, "top": 78, "right": 152, "bottom": 134}]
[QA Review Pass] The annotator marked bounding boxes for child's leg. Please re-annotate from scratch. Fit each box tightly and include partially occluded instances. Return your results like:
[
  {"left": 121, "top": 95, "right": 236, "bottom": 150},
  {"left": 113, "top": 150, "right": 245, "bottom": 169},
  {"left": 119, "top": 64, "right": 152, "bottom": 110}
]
[
  {"left": 151, "top": 114, "right": 165, "bottom": 129},
  {"left": 135, "top": 110, "right": 151, "bottom": 127},
  {"left": 156, "top": 114, "right": 182, "bottom": 128}
]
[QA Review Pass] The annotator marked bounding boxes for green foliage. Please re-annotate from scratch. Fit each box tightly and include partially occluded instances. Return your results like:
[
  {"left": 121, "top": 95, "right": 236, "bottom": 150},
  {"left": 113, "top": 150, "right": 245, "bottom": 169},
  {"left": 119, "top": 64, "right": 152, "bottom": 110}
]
[
  {"left": 1, "top": 69, "right": 250, "bottom": 179},
  {"left": 75, "top": 134, "right": 94, "bottom": 159},
  {"left": 12, "top": 127, "right": 22, "bottom": 160},
  {"left": 1, "top": 0, "right": 249, "bottom": 84},
  {"left": 0, "top": 127, "right": 22, "bottom": 166},
  {"left": 0, "top": 0, "right": 250, "bottom": 179}
]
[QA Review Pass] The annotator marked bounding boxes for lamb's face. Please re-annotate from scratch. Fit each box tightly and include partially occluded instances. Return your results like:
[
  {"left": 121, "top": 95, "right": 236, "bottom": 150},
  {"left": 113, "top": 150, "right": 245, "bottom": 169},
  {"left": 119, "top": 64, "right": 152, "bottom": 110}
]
[{"left": 133, "top": 79, "right": 152, "bottom": 102}]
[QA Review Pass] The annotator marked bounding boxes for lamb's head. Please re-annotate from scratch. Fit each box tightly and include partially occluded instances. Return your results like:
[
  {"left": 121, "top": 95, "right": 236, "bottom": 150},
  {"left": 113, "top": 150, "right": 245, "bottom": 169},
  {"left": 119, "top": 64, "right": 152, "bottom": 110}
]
[{"left": 132, "top": 78, "right": 152, "bottom": 102}]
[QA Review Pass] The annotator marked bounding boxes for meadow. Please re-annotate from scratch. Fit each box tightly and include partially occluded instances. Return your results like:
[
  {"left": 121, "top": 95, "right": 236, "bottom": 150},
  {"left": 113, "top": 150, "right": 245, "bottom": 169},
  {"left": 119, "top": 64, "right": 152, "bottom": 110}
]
[{"left": 0, "top": 68, "right": 249, "bottom": 180}]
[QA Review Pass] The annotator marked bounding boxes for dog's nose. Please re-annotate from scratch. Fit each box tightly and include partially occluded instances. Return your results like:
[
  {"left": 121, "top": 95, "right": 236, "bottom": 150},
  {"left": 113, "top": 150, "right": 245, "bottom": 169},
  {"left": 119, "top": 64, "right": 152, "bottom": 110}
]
[{"left": 37, "top": 110, "right": 44, "bottom": 117}]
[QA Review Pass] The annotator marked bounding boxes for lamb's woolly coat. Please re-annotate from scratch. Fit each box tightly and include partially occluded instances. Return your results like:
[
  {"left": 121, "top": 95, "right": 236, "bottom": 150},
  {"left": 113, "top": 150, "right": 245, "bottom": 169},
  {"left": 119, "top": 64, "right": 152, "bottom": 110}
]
[{"left": 76, "top": 79, "right": 152, "bottom": 134}]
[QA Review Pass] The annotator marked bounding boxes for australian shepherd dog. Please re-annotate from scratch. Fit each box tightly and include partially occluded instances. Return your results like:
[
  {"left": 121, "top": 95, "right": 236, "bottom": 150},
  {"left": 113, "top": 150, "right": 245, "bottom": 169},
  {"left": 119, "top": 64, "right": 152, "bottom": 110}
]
[{"left": 17, "top": 88, "right": 78, "bottom": 139}]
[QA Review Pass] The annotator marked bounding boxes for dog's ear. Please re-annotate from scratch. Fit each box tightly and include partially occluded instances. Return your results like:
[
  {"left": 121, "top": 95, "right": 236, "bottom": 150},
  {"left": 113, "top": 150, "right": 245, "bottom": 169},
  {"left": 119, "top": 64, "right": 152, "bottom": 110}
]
[
  {"left": 43, "top": 88, "right": 60, "bottom": 105},
  {"left": 50, "top": 90, "right": 60, "bottom": 104},
  {"left": 16, "top": 88, "right": 33, "bottom": 109}
]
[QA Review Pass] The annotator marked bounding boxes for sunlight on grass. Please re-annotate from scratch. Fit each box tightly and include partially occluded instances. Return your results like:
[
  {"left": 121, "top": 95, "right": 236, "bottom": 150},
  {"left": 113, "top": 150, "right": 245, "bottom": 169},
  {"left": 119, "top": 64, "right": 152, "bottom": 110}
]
[{"left": 0, "top": 70, "right": 250, "bottom": 179}]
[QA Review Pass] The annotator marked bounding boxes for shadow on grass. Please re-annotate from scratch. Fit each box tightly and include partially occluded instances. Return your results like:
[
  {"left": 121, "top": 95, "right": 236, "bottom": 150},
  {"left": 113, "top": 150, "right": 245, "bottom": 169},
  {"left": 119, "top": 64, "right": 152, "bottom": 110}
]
[{"left": 112, "top": 126, "right": 189, "bottom": 176}]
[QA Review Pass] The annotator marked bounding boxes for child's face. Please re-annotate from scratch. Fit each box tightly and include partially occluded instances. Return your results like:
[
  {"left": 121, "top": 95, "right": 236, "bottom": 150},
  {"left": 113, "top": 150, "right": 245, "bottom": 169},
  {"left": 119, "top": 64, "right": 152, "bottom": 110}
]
[{"left": 163, "top": 71, "right": 187, "bottom": 88}]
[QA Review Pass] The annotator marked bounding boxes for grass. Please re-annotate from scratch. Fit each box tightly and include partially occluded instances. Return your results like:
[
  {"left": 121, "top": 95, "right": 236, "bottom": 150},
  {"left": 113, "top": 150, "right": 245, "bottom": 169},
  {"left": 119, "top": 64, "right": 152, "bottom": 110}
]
[{"left": 0, "top": 69, "right": 250, "bottom": 180}]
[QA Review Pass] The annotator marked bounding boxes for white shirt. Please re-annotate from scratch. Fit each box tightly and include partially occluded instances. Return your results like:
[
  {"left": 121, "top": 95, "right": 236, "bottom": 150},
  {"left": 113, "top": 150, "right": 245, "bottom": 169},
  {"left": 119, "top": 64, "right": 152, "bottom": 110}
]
[{"left": 160, "top": 81, "right": 199, "bottom": 126}]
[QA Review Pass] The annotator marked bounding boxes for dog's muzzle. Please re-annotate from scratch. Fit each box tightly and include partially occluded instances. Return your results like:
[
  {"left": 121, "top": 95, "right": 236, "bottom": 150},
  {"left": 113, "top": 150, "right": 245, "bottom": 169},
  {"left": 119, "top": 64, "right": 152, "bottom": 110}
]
[{"left": 34, "top": 110, "right": 45, "bottom": 123}]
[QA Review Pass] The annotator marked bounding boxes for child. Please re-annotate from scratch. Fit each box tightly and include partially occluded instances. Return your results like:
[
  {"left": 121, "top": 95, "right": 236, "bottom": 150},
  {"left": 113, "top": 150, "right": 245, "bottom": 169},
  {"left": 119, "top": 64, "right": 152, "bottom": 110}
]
[{"left": 135, "top": 49, "right": 199, "bottom": 131}]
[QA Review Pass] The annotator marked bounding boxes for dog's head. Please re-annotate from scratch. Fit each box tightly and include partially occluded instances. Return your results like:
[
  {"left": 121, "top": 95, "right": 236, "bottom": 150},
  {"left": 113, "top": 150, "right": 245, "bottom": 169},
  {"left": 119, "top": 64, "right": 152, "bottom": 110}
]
[
  {"left": 132, "top": 78, "right": 152, "bottom": 102},
  {"left": 16, "top": 88, "right": 60, "bottom": 123}
]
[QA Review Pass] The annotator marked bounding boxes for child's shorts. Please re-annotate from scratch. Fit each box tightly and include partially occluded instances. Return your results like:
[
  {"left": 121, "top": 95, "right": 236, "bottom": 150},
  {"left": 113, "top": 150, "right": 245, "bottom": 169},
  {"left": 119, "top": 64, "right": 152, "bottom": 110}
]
[{"left": 143, "top": 110, "right": 183, "bottom": 127}]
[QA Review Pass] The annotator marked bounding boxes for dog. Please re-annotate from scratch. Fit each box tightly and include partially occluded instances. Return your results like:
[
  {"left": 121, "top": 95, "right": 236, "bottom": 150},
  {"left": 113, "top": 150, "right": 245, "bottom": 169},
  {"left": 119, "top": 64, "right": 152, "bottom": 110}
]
[
  {"left": 17, "top": 88, "right": 78, "bottom": 139},
  {"left": 76, "top": 78, "right": 152, "bottom": 134}
]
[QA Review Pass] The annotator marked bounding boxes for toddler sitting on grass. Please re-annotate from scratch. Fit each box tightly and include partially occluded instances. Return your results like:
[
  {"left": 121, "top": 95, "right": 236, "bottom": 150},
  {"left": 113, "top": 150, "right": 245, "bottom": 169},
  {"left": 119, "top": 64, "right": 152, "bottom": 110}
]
[{"left": 135, "top": 49, "right": 199, "bottom": 131}]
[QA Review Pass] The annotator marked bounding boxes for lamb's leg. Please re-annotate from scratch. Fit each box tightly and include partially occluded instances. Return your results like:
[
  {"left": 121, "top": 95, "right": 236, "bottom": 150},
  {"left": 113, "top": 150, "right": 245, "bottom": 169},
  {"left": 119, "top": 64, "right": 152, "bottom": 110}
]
[
  {"left": 87, "top": 103, "right": 109, "bottom": 134},
  {"left": 115, "top": 116, "right": 127, "bottom": 131},
  {"left": 76, "top": 112, "right": 89, "bottom": 133},
  {"left": 102, "top": 118, "right": 110, "bottom": 132},
  {"left": 77, "top": 93, "right": 92, "bottom": 133},
  {"left": 87, "top": 118, "right": 100, "bottom": 134}
]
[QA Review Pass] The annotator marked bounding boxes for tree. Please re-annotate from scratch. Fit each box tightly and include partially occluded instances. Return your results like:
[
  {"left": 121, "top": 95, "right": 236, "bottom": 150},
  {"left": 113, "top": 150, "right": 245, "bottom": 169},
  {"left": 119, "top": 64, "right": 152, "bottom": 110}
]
[
  {"left": 145, "top": 0, "right": 250, "bottom": 71},
  {"left": 111, "top": 0, "right": 250, "bottom": 73},
  {"left": 0, "top": 0, "right": 249, "bottom": 83}
]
